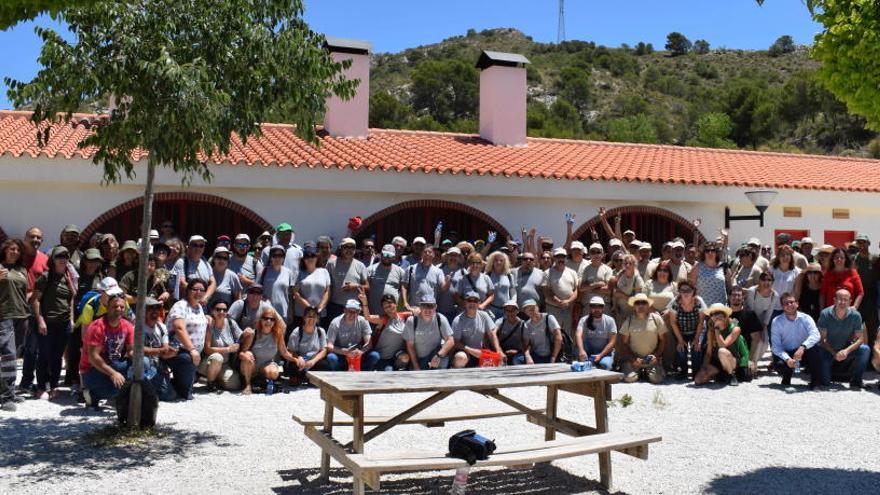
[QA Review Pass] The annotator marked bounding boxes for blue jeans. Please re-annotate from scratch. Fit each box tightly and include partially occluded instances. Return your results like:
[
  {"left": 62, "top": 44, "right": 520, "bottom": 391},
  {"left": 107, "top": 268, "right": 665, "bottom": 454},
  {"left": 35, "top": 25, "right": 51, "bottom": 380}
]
[
  {"left": 415, "top": 346, "right": 449, "bottom": 370},
  {"left": 166, "top": 350, "right": 197, "bottom": 399},
  {"left": 36, "top": 320, "right": 72, "bottom": 391},
  {"left": 326, "top": 351, "right": 380, "bottom": 371},
  {"left": 19, "top": 316, "right": 38, "bottom": 388},
  {"left": 375, "top": 351, "right": 408, "bottom": 371},
  {"left": 82, "top": 360, "right": 130, "bottom": 402},
  {"left": 817, "top": 344, "right": 870, "bottom": 386},
  {"left": 582, "top": 342, "right": 614, "bottom": 370},
  {"left": 507, "top": 352, "right": 526, "bottom": 366}
]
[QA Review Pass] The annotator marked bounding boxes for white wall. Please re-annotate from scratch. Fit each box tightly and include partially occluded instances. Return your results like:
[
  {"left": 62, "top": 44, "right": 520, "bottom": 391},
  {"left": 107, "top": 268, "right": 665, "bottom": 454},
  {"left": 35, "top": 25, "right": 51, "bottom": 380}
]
[{"left": 1, "top": 154, "right": 878, "bottom": 252}]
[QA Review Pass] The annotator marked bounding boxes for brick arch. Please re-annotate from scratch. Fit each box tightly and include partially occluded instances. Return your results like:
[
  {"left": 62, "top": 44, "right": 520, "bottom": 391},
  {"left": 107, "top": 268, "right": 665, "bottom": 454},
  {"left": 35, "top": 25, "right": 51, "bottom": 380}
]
[
  {"left": 354, "top": 200, "right": 510, "bottom": 245},
  {"left": 82, "top": 192, "right": 271, "bottom": 243},
  {"left": 572, "top": 205, "right": 706, "bottom": 251}
]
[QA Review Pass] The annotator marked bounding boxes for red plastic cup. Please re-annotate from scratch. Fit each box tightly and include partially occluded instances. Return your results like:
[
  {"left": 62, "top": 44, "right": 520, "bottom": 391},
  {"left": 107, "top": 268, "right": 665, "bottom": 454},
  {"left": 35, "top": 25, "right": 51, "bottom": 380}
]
[{"left": 346, "top": 353, "right": 362, "bottom": 372}]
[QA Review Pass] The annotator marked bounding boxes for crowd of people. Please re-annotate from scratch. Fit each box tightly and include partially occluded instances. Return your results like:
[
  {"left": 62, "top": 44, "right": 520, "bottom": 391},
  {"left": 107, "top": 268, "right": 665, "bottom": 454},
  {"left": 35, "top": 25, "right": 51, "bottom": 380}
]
[{"left": 1, "top": 208, "right": 879, "bottom": 412}]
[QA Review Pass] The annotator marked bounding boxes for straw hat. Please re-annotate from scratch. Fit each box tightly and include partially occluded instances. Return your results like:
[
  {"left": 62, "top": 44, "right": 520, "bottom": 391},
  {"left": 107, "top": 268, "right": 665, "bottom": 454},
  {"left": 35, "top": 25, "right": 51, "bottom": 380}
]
[
  {"left": 627, "top": 293, "right": 654, "bottom": 307},
  {"left": 702, "top": 303, "right": 733, "bottom": 318}
]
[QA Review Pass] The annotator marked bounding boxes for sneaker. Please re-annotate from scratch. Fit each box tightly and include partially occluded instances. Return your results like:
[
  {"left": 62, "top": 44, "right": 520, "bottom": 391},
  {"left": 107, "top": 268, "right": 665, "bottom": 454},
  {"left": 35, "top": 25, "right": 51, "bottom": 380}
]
[
  {"left": 34, "top": 389, "right": 49, "bottom": 400},
  {"left": 1, "top": 401, "right": 16, "bottom": 412},
  {"left": 48, "top": 389, "right": 63, "bottom": 400},
  {"left": 728, "top": 376, "right": 739, "bottom": 386},
  {"left": 205, "top": 382, "right": 217, "bottom": 394}
]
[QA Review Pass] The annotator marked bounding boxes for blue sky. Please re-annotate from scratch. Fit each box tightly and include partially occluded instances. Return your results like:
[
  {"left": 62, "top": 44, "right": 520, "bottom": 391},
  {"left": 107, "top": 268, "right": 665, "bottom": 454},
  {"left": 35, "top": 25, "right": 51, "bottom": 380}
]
[{"left": 0, "top": 0, "right": 819, "bottom": 110}]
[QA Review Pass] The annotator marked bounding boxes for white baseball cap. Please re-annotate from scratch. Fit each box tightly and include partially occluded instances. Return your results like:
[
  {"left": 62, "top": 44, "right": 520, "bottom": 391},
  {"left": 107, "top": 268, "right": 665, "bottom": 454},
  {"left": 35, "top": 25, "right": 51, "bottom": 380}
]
[
  {"left": 570, "top": 241, "right": 586, "bottom": 251},
  {"left": 412, "top": 236, "right": 427, "bottom": 245},
  {"left": 235, "top": 233, "right": 251, "bottom": 242},
  {"left": 552, "top": 247, "right": 567, "bottom": 257},
  {"left": 99, "top": 277, "right": 123, "bottom": 296},
  {"left": 188, "top": 234, "right": 206, "bottom": 244}
]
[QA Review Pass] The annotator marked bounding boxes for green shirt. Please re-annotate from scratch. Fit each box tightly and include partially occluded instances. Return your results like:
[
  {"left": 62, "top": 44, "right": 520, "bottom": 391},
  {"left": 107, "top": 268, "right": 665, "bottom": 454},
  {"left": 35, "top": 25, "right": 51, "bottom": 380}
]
[
  {"left": 816, "top": 306, "right": 863, "bottom": 351},
  {"left": 35, "top": 272, "right": 73, "bottom": 322},
  {"left": 719, "top": 322, "right": 750, "bottom": 368},
  {"left": 0, "top": 265, "right": 30, "bottom": 319}
]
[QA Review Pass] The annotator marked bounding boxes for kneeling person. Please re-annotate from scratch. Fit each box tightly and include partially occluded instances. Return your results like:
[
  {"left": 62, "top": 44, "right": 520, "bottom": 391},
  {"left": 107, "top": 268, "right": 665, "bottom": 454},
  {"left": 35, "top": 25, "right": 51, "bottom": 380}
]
[
  {"left": 200, "top": 299, "right": 250, "bottom": 393},
  {"left": 403, "top": 294, "right": 454, "bottom": 370},
  {"left": 80, "top": 296, "right": 133, "bottom": 407},
  {"left": 695, "top": 304, "right": 750, "bottom": 386},
  {"left": 362, "top": 294, "right": 411, "bottom": 371},
  {"left": 143, "top": 297, "right": 178, "bottom": 401},
  {"left": 451, "top": 291, "right": 502, "bottom": 368},
  {"left": 575, "top": 296, "right": 617, "bottom": 370},
  {"left": 286, "top": 306, "right": 330, "bottom": 385},
  {"left": 239, "top": 307, "right": 294, "bottom": 394},
  {"left": 619, "top": 294, "right": 667, "bottom": 384},
  {"left": 816, "top": 289, "right": 871, "bottom": 389},
  {"left": 326, "top": 299, "right": 378, "bottom": 371},
  {"left": 521, "top": 299, "right": 563, "bottom": 364}
]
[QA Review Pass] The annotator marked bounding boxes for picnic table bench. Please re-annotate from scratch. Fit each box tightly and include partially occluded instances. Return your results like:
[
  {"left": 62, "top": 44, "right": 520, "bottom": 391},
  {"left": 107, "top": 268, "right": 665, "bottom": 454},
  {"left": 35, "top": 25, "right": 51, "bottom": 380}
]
[{"left": 293, "top": 363, "right": 661, "bottom": 494}]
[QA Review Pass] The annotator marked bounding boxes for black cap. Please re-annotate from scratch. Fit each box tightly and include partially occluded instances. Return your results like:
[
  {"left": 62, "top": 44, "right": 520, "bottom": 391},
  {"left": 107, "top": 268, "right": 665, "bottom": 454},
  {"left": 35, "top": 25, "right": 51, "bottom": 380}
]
[{"left": 247, "top": 283, "right": 264, "bottom": 294}]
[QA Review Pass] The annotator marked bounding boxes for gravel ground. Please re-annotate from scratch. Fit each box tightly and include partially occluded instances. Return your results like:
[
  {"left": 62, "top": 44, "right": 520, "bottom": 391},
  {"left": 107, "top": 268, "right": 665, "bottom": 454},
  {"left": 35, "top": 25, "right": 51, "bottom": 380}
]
[{"left": 2, "top": 365, "right": 879, "bottom": 495}]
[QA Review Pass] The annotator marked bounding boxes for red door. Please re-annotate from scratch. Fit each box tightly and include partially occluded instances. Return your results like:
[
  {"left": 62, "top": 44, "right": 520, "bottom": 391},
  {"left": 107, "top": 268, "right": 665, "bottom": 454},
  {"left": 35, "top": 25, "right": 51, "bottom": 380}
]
[{"left": 824, "top": 230, "right": 855, "bottom": 248}]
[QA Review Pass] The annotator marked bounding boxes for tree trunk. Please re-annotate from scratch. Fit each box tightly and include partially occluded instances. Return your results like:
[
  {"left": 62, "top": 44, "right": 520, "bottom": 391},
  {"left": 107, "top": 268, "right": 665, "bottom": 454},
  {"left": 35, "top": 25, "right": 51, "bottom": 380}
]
[{"left": 127, "top": 159, "right": 156, "bottom": 428}]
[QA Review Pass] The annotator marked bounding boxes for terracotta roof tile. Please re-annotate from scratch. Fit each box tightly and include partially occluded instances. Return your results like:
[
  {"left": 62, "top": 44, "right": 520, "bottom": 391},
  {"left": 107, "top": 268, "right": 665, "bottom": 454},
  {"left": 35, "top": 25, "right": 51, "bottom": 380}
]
[{"left": 2, "top": 109, "right": 880, "bottom": 191}]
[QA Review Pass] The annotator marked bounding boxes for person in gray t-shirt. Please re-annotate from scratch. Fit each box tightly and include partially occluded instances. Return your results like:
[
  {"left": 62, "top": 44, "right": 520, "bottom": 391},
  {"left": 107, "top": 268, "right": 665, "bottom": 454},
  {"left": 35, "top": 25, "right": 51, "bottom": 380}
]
[
  {"left": 326, "top": 239, "right": 369, "bottom": 319},
  {"left": 513, "top": 253, "right": 545, "bottom": 308},
  {"left": 228, "top": 285, "right": 273, "bottom": 332},
  {"left": 325, "top": 299, "right": 378, "bottom": 371},
  {"left": 229, "top": 234, "right": 262, "bottom": 290},
  {"left": 402, "top": 246, "right": 445, "bottom": 310},
  {"left": 285, "top": 306, "right": 330, "bottom": 382},
  {"left": 521, "top": 299, "right": 562, "bottom": 363},
  {"left": 495, "top": 300, "right": 527, "bottom": 364},
  {"left": 211, "top": 248, "right": 243, "bottom": 305},
  {"left": 403, "top": 294, "right": 454, "bottom": 370},
  {"left": 366, "top": 246, "right": 405, "bottom": 314},
  {"left": 450, "top": 292, "right": 502, "bottom": 368},
  {"left": 574, "top": 297, "right": 617, "bottom": 370}
]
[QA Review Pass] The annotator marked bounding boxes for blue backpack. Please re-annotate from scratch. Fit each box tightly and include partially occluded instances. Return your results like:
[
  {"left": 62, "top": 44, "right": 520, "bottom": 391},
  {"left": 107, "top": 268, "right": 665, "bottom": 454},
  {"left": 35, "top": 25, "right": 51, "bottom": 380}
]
[{"left": 75, "top": 290, "right": 101, "bottom": 319}]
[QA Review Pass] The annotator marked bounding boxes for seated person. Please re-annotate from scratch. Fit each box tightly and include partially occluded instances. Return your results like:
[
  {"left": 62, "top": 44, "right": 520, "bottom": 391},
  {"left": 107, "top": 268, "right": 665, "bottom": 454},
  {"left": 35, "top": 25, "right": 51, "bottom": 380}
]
[
  {"left": 495, "top": 300, "right": 527, "bottom": 365},
  {"left": 451, "top": 291, "right": 502, "bottom": 368},
  {"left": 80, "top": 295, "right": 133, "bottom": 408},
  {"left": 816, "top": 288, "right": 871, "bottom": 389},
  {"left": 239, "top": 306, "right": 294, "bottom": 394},
  {"left": 403, "top": 293, "right": 455, "bottom": 370},
  {"left": 228, "top": 283, "right": 273, "bottom": 332},
  {"left": 143, "top": 297, "right": 178, "bottom": 401},
  {"left": 200, "top": 299, "right": 251, "bottom": 393},
  {"left": 325, "top": 299, "right": 378, "bottom": 371},
  {"left": 695, "top": 304, "right": 750, "bottom": 386},
  {"left": 619, "top": 293, "right": 667, "bottom": 384},
  {"left": 285, "top": 305, "right": 330, "bottom": 386},
  {"left": 770, "top": 293, "right": 822, "bottom": 388},
  {"left": 729, "top": 286, "right": 764, "bottom": 376},
  {"left": 574, "top": 296, "right": 617, "bottom": 370},
  {"left": 361, "top": 293, "right": 411, "bottom": 371},
  {"left": 521, "top": 299, "right": 563, "bottom": 364}
]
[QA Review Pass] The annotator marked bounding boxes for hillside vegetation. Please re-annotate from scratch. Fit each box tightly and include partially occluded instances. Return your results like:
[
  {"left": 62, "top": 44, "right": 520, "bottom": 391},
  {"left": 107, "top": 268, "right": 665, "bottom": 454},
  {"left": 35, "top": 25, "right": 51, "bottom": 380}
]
[{"left": 369, "top": 28, "right": 878, "bottom": 157}]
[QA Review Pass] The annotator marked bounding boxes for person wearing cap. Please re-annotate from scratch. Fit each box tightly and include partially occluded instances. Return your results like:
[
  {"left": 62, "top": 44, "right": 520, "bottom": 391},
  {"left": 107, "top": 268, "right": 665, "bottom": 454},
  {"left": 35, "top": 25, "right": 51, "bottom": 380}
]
[
  {"left": 521, "top": 299, "right": 563, "bottom": 364},
  {"left": 402, "top": 245, "right": 445, "bottom": 312},
  {"left": 403, "top": 293, "right": 455, "bottom": 370},
  {"left": 667, "top": 280, "right": 707, "bottom": 380},
  {"left": 29, "top": 246, "right": 76, "bottom": 399},
  {"left": 391, "top": 236, "right": 408, "bottom": 264},
  {"left": 688, "top": 241, "right": 730, "bottom": 307},
  {"left": 450, "top": 290, "right": 502, "bottom": 368},
  {"left": 172, "top": 235, "right": 216, "bottom": 304},
  {"left": 65, "top": 247, "right": 104, "bottom": 390},
  {"left": 486, "top": 251, "right": 516, "bottom": 320},
  {"left": 695, "top": 304, "right": 750, "bottom": 386},
  {"left": 209, "top": 246, "right": 243, "bottom": 306},
  {"left": 229, "top": 233, "right": 263, "bottom": 291},
  {"left": 636, "top": 243, "right": 652, "bottom": 279},
  {"left": 97, "top": 233, "right": 118, "bottom": 278},
  {"left": 200, "top": 299, "right": 249, "bottom": 393},
  {"left": 142, "top": 296, "right": 178, "bottom": 401},
  {"left": 259, "top": 223, "right": 304, "bottom": 282},
  {"left": 292, "top": 243, "right": 331, "bottom": 330},
  {"left": 770, "top": 292, "right": 822, "bottom": 388},
  {"left": 359, "top": 293, "right": 412, "bottom": 371},
  {"left": 513, "top": 251, "right": 544, "bottom": 312},
  {"left": 795, "top": 263, "right": 823, "bottom": 322},
  {"left": 365, "top": 244, "right": 406, "bottom": 315},
  {"left": 75, "top": 277, "right": 131, "bottom": 339},
  {"left": 575, "top": 296, "right": 617, "bottom": 370},
  {"left": 325, "top": 299, "right": 378, "bottom": 372},
  {"left": 285, "top": 305, "right": 330, "bottom": 385},
  {"left": 114, "top": 240, "right": 140, "bottom": 282},
  {"left": 581, "top": 243, "right": 613, "bottom": 311},
  {"left": 59, "top": 224, "right": 83, "bottom": 269},
  {"left": 229, "top": 283, "right": 274, "bottom": 333},
  {"left": 619, "top": 293, "right": 667, "bottom": 384},
  {"left": 258, "top": 245, "right": 296, "bottom": 327},
  {"left": 400, "top": 236, "right": 428, "bottom": 270},
  {"left": 216, "top": 235, "right": 232, "bottom": 250},
  {"left": 565, "top": 240, "right": 589, "bottom": 279},
  {"left": 668, "top": 240, "right": 693, "bottom": 284},
  {"left": 495, "top": 299, "right": 527, "bottom": 365},
  {"left": 544, "top": 247, "right": 579, "bottom": 343},
  {"left": 814, "top": 288, "right": 871, "bottom": 390},
  {"left": 438, "top": 247, "right": 465, "bottom": 321},
  {"left": 325, "top": 238, "right": 369, "bottom": 325},
  {"left": 610, "top": 254, "right": 644, "bottom": 325},
  {"left": 454, "top": 253, "right": 494, "bottom": 312},
  {"left": 815, "top": 244, "right": 834, "bottom": 271},
  {"left": 608, "top": 238, "right": 625, "bottom": 258},
  {"left": 821, "top": 248, "right": 864, "bottom": 313},
  {"left": 148, "top": 229, "right": 160, "bottom": 248},
  {"left": 165, "top": 278, "right": 211, "bottom": 400},
  {"left": 79, "top": 295, "right": 133, "bottom": 408},
  {"left": 851, "top": 233, "right": 878, "bottom": 348},
  {"left": 799, "top": 237, "right": 816, "bottom": 263},
  {"left": 253, "top": 231, "right": 273, "bottom": 258},
  {"left": 119, "top": 254, "right": 171, "bottom": 308}
]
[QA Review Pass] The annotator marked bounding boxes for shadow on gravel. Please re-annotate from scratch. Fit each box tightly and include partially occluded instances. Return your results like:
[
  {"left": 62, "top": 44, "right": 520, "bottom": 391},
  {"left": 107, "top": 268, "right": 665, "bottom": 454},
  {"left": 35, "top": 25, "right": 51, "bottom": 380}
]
[
  {"left": 273, "top": 465, "right": 627, "bottom": 494},
  {"left": 706, "top": 467, "right": 880, "bottom": 494},
  {"left": 0, "top": 417, "right": 227, "bottom": 482}
]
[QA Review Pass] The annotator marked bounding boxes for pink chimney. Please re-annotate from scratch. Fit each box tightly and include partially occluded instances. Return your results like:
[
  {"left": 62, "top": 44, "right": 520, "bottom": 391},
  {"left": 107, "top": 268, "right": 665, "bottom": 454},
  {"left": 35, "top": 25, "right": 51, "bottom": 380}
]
[
  {"left": 324, "top": 37, "right": 372, "bottom": 139},
  {"left": 477, "top": 51, "right": 531, "bottom": 147}
]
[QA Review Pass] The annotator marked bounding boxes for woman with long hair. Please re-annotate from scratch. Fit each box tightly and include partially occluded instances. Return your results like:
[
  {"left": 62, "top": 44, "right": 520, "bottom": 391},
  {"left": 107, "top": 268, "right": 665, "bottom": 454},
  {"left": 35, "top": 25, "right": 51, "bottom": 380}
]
[
  {"left": 485, "top": 251, "right": 515, "bottom": 320},
  {"left": 239, "top": 306, "right": 294, "bottom": 394},
  {"left": 285, "top": 305, "right": 330, "bottom": 386},
  {"left": 114, "top": 240, "right": 139, "bottom": 282},
  {"left": 360, "top": 293, "right": 411, "bottom": 371},
  {"left": 644, "top": 261, "right": 677, "bottom": 313},
  {"left": 771, "top": 245, "right": 801, "bottom": 312},
  {"left": 455, "top": 253, "right": 494, "bottom": 311},
  {"left": 30, "top": 246, "right": 76, "bottom": 399},
  {"left": 292, "top": 244, "right": 330, "bottom": 333},
  {"left": 0, "top": 238, "right": 29, "bottom": 410},
  {"left": 694, "top": 304, "right": 750, "bottom": 386},
  {"left": 822, "top": 247, "right": 864, "bottom": 310},
  {"left": 794, "top": 263, "right": 824, "bottom": 322},
  {"left": 610, "top": 254, "right": 644, "bottom": 325}
]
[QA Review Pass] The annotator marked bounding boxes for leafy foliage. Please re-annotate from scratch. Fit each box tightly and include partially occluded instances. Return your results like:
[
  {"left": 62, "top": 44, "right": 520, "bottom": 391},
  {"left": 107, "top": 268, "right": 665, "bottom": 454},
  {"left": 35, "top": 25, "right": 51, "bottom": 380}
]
[
  {"left": 768, "top": 35, "right": 795, "bottom": 57},
  {"left": 0, "top": 0, "right": 93, "bottom": 30},
  {"left": 665, "top": 32, "right": 692, "bottom": 56},
  {"left": 693, "top": 39, "right": 711, "bottom": 55}
]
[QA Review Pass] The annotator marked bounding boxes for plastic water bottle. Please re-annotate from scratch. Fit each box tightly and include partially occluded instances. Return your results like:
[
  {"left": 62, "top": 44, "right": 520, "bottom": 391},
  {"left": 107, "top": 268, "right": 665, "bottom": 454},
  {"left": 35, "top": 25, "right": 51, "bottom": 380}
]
[
  {"left": 436, "top": 221, "right": 444, "bottom": 233},
  {"left": 265, "top": 379, "right": 275, "bottom": 396},
  {"left": 450, "top": 467, "right": 469, "bottom": 495},
  {"left": 794, "top": 360, "right": 801, "bottom": 374},
  {"left": 570, "top": 361, "right": 593, "bottom": 372}
]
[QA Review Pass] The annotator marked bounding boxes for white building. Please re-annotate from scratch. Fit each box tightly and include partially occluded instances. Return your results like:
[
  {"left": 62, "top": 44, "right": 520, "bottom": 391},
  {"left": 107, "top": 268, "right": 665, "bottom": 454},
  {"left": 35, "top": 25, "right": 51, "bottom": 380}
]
[{"left": 2, "top": 41, "right": 879, "bottom": 252}]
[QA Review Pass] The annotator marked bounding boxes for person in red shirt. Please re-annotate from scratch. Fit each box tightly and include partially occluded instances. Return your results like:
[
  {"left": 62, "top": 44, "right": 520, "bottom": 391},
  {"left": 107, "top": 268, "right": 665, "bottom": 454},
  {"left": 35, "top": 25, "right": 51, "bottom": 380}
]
[
  {"left": 80, "top": 296, "right": 133, "bottom": 408},
  {"left": 18, "top": 227, "right": 48, "bottom": 392},
  {"left": 821, "top": 248, "right": 864, "bottom": 310}
]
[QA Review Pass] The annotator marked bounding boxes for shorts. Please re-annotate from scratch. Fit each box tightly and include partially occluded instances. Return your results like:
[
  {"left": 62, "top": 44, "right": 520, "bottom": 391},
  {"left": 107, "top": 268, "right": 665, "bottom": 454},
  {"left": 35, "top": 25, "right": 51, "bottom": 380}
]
[{"left": 197, "top": 352, "right": 242, "bottom": 390}]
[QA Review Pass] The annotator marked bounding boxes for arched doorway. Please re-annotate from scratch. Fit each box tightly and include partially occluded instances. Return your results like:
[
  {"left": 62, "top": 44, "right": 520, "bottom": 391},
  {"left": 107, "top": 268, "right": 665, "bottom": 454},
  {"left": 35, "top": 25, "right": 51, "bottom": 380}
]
[
  {"left": 82, "top": 192, "right": 271, "bottom": 248},
  {"left": 572, "top": 205, "right": 705, "bottom": 255},
  {"left": 354, "top": 200, "right": 510, "bottom": 246}
]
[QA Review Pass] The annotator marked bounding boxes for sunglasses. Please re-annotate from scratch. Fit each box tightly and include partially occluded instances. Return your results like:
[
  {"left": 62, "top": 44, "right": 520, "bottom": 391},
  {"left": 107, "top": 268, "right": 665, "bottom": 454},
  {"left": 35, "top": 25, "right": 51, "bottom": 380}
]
[
  {"left": 214, "top": 256, "right": 230, "bottom": 261},
  {"left": 271, "top": 253, "right": 285, "bottom": 258},
  {"left": 710, "top": 312, "right": 725, "bottom": 318},
  {"left": 465, "top": 298, "right": 480, "bottom": 303},
  {"left": 420, "top": 304, "right": 437, "bottom": 309},
  {"left": 261, "top": 316, "right": 276, "bottom": 322},
  {"left": 234, "top": 242, "right": 249, "bottom": 247},
  {"left": 589, "top": 304, "right": 604, "bottom": 308},
  {"left": 634, "top": 301, "right": 649, "bottom": 306},
  {"left": 589, "top": 250, "right": 603, "bottom": 255},
  {"left": 213, "top": 307, "right": 228, "bottom": 313},
  {"left": 190, "top": 243, "right": 205, "bottom": 248},
  {"left": 55, "top": 255, "right": 70, "bottom": 260}
]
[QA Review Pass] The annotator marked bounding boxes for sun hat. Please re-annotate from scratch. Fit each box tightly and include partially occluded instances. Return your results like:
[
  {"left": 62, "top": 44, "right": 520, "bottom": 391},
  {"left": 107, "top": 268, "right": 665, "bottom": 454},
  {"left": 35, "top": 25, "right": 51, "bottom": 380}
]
[
  {"left": 340, "top": 237, "right": 356, "bottom": 247},
  {"left": 83, "top": 248, "right": 103, "bottom": 261},
  {"left": 804, "top": 263, "right": 822, "bottom": 273},
  {"left": 235, "top": 233, "right": 251, "bottom": 242},
  {"left": 628, "top": 293, "right": 654, "bottom": 307},
  {"left": 817, "top": 244, "right": 835, "bottom": 254},
  {"left": 503, "top": 299, "right": 519, "bottom": 308},
  {"left": 800, "top": 237, "right": 814, "bottom": 245},
  {"left": 588, "top": 296, "right": 605, "bottom": 306},
  {"left": 412, "top": 236, "right": 427, "bottom": 245},
  {"left": 50, "top": 246, "right": 69, "bottom": 258},
  {"left": 552, "top": 247, "right": 567, "bottom": 257},
  {"left": 623, "top": 229, "right": 636, "bottom": 236},
  {"left": 213, "top": 246, "right": 230, "bottom": 256},
  {"left": 629, "top": 240, "right": 643, "bottom": 248},
  {"left": 855, "top": 233, "right": 870, "bottom": 242},
  {"left": 61, "top": 224, "right": 80, "bottom": 234},
  {"left": 609, "top": 238, "right": 623, "bottom": 248},
  {"left": 269, "top": 244, "right": 286, "bottom": 255},
  {"left": 703, "top": 303, "right": 733, "bottom": 318},
  {"left": 747, "top": 237, "right": 761, "bottom": 247},
  {"left": 148, "top": 229, "right": 159, "bottom": 240},
  {"left": 381, "top": 244, "right": 396, "bottom": 257},
  {"left": 120, "top": 240, "right": 139, "bottom": 253},
  {"left": 588, "top": 243, "right": 604, "bottom": 252},
  {"left": 446, "top": 246, "right": 461, "bottom": 256},
  {"left": 188, "top": 235, "right": 206, "bottom": 244},
  {"left": 570, "top": 241, "right": 586, "bottom": 251},
  {"left": 639, "top": 242, "right": 652, "bottom": 251}
]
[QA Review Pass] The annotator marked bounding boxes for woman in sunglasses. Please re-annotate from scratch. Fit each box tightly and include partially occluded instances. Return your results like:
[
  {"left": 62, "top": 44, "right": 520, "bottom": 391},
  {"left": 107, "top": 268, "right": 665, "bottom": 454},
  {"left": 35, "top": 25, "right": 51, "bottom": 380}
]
[
  {"left": 239, "top": 306, "right": 293, "bottom": 394},
  {"left": 688, "top": 241, "right": 730, "bottom": 307},
  {"left": 666, "top": 280, "right": 707, "bottom": 380},
  {"left": 694, "top": 304, "right": 750, "bottom": 386},
  {"left": 30, "top": 246, "right": 76, "bottom": 399},
  {"left": 286, "top": 305, "right": 330, "bottom": 385}
]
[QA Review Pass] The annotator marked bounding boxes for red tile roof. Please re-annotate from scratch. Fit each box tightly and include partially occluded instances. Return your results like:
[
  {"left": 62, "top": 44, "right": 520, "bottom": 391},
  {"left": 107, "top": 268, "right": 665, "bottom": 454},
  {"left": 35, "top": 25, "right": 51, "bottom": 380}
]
[{"left": 2, "top": 109, "right": 879, "bottom": 192}]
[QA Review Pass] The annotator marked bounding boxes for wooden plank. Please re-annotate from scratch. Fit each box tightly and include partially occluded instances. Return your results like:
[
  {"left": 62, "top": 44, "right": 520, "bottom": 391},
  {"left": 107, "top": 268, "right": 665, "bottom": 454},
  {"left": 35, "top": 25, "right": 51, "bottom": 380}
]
[
  {"left": 320, "top": 387, "right": 357, "bottom": 416},
  {"left": 483, "top": 389, "right": 588, "bottom": 439},
  {"left": 526, "top": 414, "right": 598, "bottom": 436},
  {"left": 319, "top": 400, "right": 334, "bottom": 479},
  {"left": 595, "top": 381, "right": 612, "bottom": 490},
  {"left": 305, "top": 425, "right": 360, "bottom": 473},
  {"left": 308, "top": 364, "right": 622, "bottom": 395},
  {"left": 347, "top": 432, "right": 662, "bottom": 472},
  {"left": 352, "top": 395, "right": 364, "bottom": 453},
  {"left": 545, "top": 384, "right": 558, "bottom": 441},
  {"left": 293, "top": 406, "right": 547, "bottom": 427},
  {"left": 558, "top": 381, "right": 599, "bottom": 398},
  {"left": 344, "top": 391, "right": 454, "bottom": 449}
]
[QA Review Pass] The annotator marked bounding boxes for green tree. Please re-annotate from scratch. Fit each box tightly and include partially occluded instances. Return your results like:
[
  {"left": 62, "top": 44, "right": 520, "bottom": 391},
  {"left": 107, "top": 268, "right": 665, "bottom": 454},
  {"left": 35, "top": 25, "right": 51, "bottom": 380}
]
[
  {"left": 0, "top": 0, "right": 92, "bottom": 29},
  {"left": 555, "top": 66, "right": 592, "bottom": 111},
  {"left": 5, "top": 0, "right": 354, "bottom": 427},
  {"left": 370, "top": 91, "right": 410, "bottom": 128},
  {"left": 605, "top": 114, "right": 658, "bottom": 143},
  {"left": 693, "top": 39, "right": 710, "bottom": 54},
  {"left": 410, "top": 59, "right": 478, "bottom": 124},
  {"left": 687, "top": 112, "right": 736, "bottom": 148},
  {"left": 665, "top": 32, "right": 691, "bottom": 56},
  {"left": 768, "top": 34, "right": 795, "bottom": 57}
]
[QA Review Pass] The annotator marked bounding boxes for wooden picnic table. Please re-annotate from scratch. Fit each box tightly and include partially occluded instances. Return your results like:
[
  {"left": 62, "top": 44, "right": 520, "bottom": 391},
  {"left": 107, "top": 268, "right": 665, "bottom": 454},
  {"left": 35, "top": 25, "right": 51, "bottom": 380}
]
[{"left": 295, "top": 363, "right": 660, "bottom": 494}]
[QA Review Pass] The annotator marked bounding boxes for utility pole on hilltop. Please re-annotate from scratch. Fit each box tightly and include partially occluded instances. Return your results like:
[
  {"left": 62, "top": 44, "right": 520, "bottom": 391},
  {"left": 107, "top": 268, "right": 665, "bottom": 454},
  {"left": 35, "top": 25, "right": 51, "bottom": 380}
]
[{"left": 557, "top": 0, "right": 566, "bottom": 43}]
